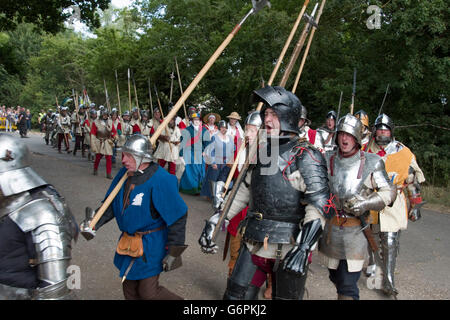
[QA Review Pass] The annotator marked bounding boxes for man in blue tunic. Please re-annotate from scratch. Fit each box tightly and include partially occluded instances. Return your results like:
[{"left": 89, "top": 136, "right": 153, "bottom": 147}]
[
  {"left": 80, "top": 134, "right": 188, "bottom": 300},
  {"left": 179, "top": 112, "right": 211, "bottom": 194}
]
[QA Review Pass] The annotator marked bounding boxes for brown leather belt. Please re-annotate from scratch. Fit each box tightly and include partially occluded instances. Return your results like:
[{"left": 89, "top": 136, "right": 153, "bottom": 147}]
[
  {"left": 330, "top": 215, "right": 370, "bottom": 227},
  {"left": 135, "top": 225, "right": 165, "bottom": 236}
]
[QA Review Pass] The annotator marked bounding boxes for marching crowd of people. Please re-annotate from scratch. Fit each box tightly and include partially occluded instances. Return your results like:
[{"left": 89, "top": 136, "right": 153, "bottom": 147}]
[{"left": 0, "top": 85, "right": 426, "bottom": 301}]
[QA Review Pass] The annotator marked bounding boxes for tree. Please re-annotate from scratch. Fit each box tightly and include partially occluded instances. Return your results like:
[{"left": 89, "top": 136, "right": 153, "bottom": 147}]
[{"left": 0, "top": 0, "right": 111, "bottom": 33}]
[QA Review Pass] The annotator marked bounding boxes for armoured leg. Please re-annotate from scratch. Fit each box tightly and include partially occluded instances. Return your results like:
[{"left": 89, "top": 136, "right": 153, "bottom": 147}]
[
  {"left": 380, "top": 231, "right": 400, "bottom": 297},
  {"left": 223, "top": 244, "right": 258, "bottom": 300},
  {"left": 273, "top": 264, "right": 308, "bottom": 300}
]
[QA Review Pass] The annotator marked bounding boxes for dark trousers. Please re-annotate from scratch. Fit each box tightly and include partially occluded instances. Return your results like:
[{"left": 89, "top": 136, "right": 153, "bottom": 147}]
[
  {"left": 57, "top": 133, "right": 70, "bottom": 151},
  {"left": 122, "top": 275, "right": 183, "bottom": 300},
  {"left": 328, "top": 260, "right": 361, "bottom": 300},
  {"left": 73, "top": 134, "right": 83, "bottom": 154}
]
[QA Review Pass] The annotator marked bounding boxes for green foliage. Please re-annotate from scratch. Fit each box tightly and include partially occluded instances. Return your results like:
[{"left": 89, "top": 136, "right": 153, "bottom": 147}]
[
  {"left": 0, "top": 0, "right": 448, "bottom": 185},
  {"left": 0, "top": 0, "right": 111, "bottom": 33}
]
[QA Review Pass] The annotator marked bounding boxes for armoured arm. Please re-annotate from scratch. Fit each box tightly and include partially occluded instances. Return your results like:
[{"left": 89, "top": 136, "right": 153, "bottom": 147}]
[
  {"left": 283, "top": 219, "right": 322, "bottom": 275},
  {"left": 296, "top": 146, "right": 336, "bottom": 220},
  {"left": 344, "top": 158, "right": 397, "bottom": 216},
  {"left": 405, "top": 158, "right": 426, "bottom": 221},
  {"left": 163, "top": 214, "right": 188, "bottom": 272},
  {"left": 9, "top": 193, "right": 78, "bottom": 300}
]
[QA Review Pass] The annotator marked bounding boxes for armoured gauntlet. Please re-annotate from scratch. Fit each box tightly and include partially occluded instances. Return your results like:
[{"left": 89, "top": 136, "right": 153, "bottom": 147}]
[
  {"left": 283, "top": 219, "right": 322, "bottom": 275},
  {"left": 162, "top": 245, "right": 188, "bottom": 272},
  {"left": 198, "top": 212, "right": 229, "bottom": 254},
  {"left": 80, "top": 207, "right": 96, "bottom": 240},
  {"left": 343, "top": 193, "right": 386, "bottom": 217}
]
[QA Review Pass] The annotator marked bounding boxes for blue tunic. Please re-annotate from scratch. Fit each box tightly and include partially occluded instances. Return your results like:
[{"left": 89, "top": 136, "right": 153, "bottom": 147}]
[
  {"left": 103, "top": 166, "right": 188, "bottom": 280},
  {"left": 179, "top": 125, "right": 211, "bottom": 194}
]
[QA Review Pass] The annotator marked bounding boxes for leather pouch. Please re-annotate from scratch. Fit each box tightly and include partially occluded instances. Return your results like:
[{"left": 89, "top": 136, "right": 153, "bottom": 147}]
[{"left": 116, "top": 232, "right": 144, "bottom": 257}]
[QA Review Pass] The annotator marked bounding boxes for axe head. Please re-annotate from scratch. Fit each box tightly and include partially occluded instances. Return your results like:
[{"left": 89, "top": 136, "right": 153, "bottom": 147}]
[{"left": 252, "top": 0, "right": 271, "bottom": 14}]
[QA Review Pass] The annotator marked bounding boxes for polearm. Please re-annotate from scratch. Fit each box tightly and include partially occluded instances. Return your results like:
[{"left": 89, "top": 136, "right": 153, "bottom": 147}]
[
  {"left": 148, "top": 79, "right": 154, "bottom": 118},
  {"left": 278, "top": 2, "right": 319, "bottom": 87},
  {"left": 127, "top": 68, "right": 132, "bottom": 112},
  {"left": 103, "top": 77, "right": 111, "bottom": 112},
  {"left": 350, "top": 68, "right": 357, "bottom": 115},
  {"left": 222, "top": 0, "right": 311, "bottom": 197},
  {"left": 115, "top": 70, "right": 122, "bottom": 116},
  {"left": 154, "top": 84, "right": 173, "bottom": 152},
  {"left": 131, "top": 69, "right": 140, "bottom": 110},
  {"left": 150, "top": 0, "right": 271, "bottom": 147},
  {"left": 174, "top": 56, "right": 188, "bottom": 121},
  {"left": 88, "top": 172, "right": 129, "bottom": 230},
  {"left": 212, "top": 132, "right": 259, "bottom": 241},
  {"left": 336, "top": 90, "right": 343, "bottom": 122},
  {"left": 292, "top": 0, "right": 327, "bottom": 93},
  {"left": 377, "top": 83, "right": 390, "bottom": 116},
  {"left": 169, "top": 70, "right": 175, "bottom": 103},
  {"left": 266, "top": 0, "right": 310, "bottom": 87}
]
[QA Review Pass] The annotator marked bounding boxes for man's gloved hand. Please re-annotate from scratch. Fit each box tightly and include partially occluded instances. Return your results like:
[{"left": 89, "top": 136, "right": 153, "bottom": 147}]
[
  {"left": 80, "top": 207, "right": 96, "bottom": 240},
  {"left": 162, "top": 245, "right": 188, "bottom": 272},
  {"left": 409, "top": 197, "right": 425, "bottom": 222},
  {"left": 283, "top": 219, "right": 322, "bottom": 275},
  {"left": 344, "top": 193, "right": 386, "bottom": 217},
  {"left": 198, "top": 212, "right": 225, "bottom": 254}
]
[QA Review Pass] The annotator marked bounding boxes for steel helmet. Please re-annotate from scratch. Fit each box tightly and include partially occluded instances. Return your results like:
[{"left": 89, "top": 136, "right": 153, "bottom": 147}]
[
  {"left": 336, "top": 113, "right": 363, "bottom": 145},
  {"left": 0, "top": 134, "right": 47, "bottom": 196}
]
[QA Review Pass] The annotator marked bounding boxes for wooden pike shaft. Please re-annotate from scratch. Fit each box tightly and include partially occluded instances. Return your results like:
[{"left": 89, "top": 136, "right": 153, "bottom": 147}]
[
  {"left": 256, "top": 0, "right": 310, "bottom": 111},
  {"left": 150, "top": 10, "right": 252, "bottom": 146},
  {"left": 89, "top": 172, "right": 129, "bottom": 230},
  {"left": 292, "top": 0, "right": 327, "bottom": 93},
  {"left": 279, "top": 2, "right": 318, "bottom": 87},
  {"left": 115, "top": 70, "right": 122, "bottom": 116},
  {"left": 225, "top": 1, "right": 312, "bottom": 194},
  {"left": 174, "top": 57, "right": 188, "bottom": 120},
  {"left": 127, "top": 68, "right": 132, "bottom": 112}
]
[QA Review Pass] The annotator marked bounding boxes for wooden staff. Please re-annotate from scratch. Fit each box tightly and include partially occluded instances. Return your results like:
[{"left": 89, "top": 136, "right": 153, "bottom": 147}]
[
  {"left": 131, "top": 69, "right": 139, "bottom": 110},
  {"left": 103, "top": 77, "right": 111, "bottom": 112},
  {"left": 127, "top": 68, "right": 132, "bottom": 112},
  {"left": 255, "top": 0, "right": 310, "bottom": 111},
  {"left": 292, "top": 0, "right": 327, "bottom": 93},
  {"left": 226, "top": 0, "right": 312, "bottom": 195},
  {"left": 89, "top": 172, "right": 129, "bottom": 229},
  {"left": 150, "top": 0, "right": 270, "bottom": 147},
  {"left": 115, "top": 70, "right": 122, "bottom": 116},
  {"left": 148, "top": 78, "right": 154, "bottom": 118},
  {"left": 154, "top": 84, "right": 173, "bottom": 152},
  {"left": 278, "top": 2, "right": 319, "bottom": 87},
  {"left": 169, "top": 70, "right": 174, "bottom": 102},
  {"left": 174, "top": 56, "right": 188, "bottom": 121}
]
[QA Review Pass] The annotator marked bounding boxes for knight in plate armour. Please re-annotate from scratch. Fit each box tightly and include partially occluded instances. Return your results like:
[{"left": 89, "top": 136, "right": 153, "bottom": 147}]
[
  {"left": 316, "top": 110, "right": 338, "bottom": 153},
  {"left": 0, "top": 133, "right": 78, "bottom": 300},
  {"left": 319, "top": 114, "right": 397, "bottom": 300},
  {"left": 199, "top": 86, "right": 336, "bottom": 300},
  {"left": 363, "top": 113, "right": 425, "bottom": 297}
]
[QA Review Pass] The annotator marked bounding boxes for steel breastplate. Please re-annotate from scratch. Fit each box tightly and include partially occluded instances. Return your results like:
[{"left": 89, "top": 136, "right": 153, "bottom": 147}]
[
  {"left": 96, "top": 120, "right": 112, "bottom": 139},
  {"left": 249, "top": 138, "right": 305, "bottom": 221},
  {"left": 317, "top": 128, "right": 336, "bottom": 151},
  {"left": 328, "top": 151, "right": 372, "bottom": 203}
]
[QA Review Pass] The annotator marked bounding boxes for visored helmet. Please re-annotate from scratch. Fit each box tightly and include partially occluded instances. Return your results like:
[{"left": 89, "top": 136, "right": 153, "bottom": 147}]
[
  {"left": 336, "top": 113, "right": 363, "bottom": 145},
  {"left": 374, "top": 113, "right": 394, "bottom": 145},
  {"left": 0, "top": 134, "right": 47, "bottom": 196},
  {"left": 254, "top": 86, "right": 302, "bottom": 134},
  {"left": 374, "top": 113, "right": 394, "bottom": 132}
]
